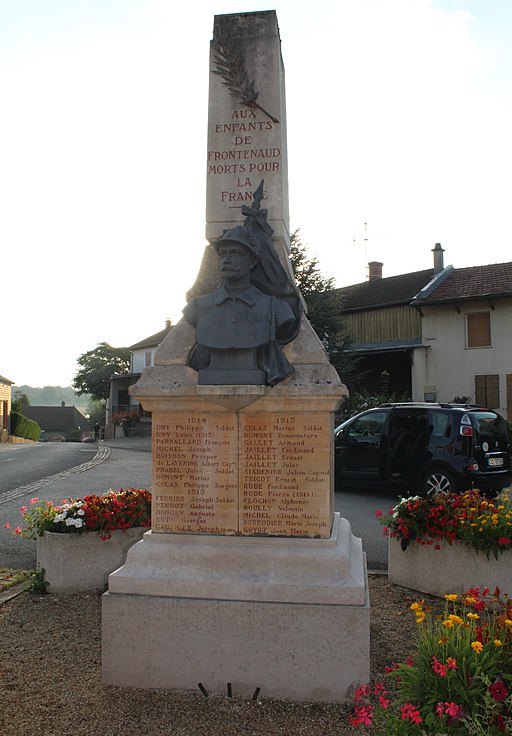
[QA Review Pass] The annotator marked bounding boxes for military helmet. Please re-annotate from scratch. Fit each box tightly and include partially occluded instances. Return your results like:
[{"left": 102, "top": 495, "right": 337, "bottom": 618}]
[{"left": 214, "top": 225, "right": 259, "bottom": 258}]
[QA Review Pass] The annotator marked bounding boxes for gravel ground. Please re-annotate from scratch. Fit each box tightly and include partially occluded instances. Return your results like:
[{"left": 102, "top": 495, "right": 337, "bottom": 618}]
[{"left": 0, "top": 575, "right": 422, "bottom": 736}]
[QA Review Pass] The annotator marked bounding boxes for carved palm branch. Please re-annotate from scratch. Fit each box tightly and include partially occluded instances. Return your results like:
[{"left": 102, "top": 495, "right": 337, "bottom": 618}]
[{"left": 212, "top": 33, "right": 279, "bottom": 123}]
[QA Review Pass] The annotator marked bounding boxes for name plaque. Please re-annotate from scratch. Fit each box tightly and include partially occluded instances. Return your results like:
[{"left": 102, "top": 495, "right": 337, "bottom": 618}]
[
  {"left": 239, "top": 413, "right": 331, "bottom": 538},
  {"left": 152, "top": 412, "right": 332, "bottom": 537},
  {"left": 153, "top": 414, "right": 238, "bottom": 534}
]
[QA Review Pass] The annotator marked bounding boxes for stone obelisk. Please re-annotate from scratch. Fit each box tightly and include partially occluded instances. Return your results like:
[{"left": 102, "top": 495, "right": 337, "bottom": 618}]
[{"left": 102, "top": 11, "right": 369, "bottom": 702}]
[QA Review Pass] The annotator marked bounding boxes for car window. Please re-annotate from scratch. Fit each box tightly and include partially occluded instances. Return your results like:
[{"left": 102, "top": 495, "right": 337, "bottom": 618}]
[
  {"left": 346, "top": 412, "right": 387, "bottom": 442},
  {"left": 470, "top": 411, "right": 508, "bottom": 441},
  {"left": 429, "top": 410, "right": 451, "bottom": 438}
]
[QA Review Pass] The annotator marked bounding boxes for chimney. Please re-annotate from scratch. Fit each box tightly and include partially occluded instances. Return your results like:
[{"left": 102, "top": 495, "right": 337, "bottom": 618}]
[
  {"left": 165, "top": 318, "right": 173, "bottom": 329},
  {"left": 368, "top": 261, "right": 383, "bottom": 281},
  {"left": 432, "top": 242, "right": 445, "bottom": 274}
]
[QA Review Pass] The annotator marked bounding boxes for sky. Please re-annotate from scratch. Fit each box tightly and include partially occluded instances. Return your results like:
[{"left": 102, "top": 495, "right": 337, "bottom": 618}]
[{"left": 2, "top": 0, "right": 511, "bottom": 388}]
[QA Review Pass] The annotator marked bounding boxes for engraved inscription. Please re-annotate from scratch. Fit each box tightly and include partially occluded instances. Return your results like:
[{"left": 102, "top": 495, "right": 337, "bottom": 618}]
[
  {"left": 239, "top": 413, "right": 332, "bottom": 538},
  {"left": 152, "top": 414, "right": 238, "bottom": 534}
]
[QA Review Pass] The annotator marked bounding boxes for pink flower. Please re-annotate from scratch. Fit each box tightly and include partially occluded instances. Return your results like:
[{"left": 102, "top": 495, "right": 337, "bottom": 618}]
[
  {"left": 445, "top": 702, "right": 462, "bottom": 719},
  {"left": 19, "top": 505, "right": 27, "bottom": 514},
  {"left": 348, "top": 704, "right": 374, "bottom": 726},
  {"left": 354, "top": 684, "right": 371, "bottom": 702},
  {"left": 446, "top": 657, "right": 457, "bottom": 670},
  {"left": 4, "top": 523, "right": 10, "bottom": 530},
  {"left": 378, "top": 694, "right": 390, "bottom": 709},
  {"left": 14, "top": 526, "right": 22, "bottom": 534},
  {"left": 401, "top": 703, "right": 422, "bottom": 724},
  {"left": 489, "top": 681, "right": 508, "bottom": 702},
  {"left": 432, "top": 656, "right": 447, "bottom": 677},
  {"left": 29, "top": 497, "right": 39, "bottom": 504},
  {"left": 375, "top": 509, "right": 383, "bottom": 518}
]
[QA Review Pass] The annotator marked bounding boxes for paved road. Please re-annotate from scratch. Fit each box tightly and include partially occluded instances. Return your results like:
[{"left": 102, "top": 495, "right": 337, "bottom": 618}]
[
  {"left": 334, "top": 486, "right": 400, "bottom": 570},
  {"left": 0, "top": 437, "right": 397, "bottom": 571},
  {"left": 0, "top": 442, "right": 98, "bottom": 493}
]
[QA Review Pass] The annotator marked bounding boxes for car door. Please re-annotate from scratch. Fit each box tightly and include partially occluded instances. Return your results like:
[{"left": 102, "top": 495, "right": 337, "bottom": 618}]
[{"left": 335, "top": 410, "right": 388, "bottom": 485}]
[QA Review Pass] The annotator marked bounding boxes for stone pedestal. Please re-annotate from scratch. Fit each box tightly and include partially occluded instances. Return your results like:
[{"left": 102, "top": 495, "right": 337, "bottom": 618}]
[{"left": 102, "top": 514, "right": 369, "bottom": 701}]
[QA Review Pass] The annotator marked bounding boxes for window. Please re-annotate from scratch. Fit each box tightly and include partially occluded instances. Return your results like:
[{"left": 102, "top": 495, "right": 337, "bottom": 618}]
[
  {"left": 347, "top": 411, "right": 388, "bottom": 443},
  {"left": 475, "top": 374, "right": 499, "bottom": 408},
  {"left": 466, "top": 312, "right": 491, "bottom": 348},
  {"left": 145, "top": 351, "right": 152, "bottom": 367}
]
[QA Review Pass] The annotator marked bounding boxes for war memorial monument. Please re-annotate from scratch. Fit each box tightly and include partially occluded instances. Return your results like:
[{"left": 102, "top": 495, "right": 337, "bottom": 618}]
[{"left": 102, "top": 10, "right": 370, "bottom": 702}]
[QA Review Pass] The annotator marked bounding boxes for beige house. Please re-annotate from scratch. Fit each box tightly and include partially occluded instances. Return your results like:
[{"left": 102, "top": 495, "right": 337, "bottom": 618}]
[
  {"left": 337, "top": 249, "right": 512, "bottom": 418},
  {"left": 412, "top": 261, "right": 512, "bottom": 419},
  {"left": 0, "top": 374, "right": 14, "bottom": 442}
]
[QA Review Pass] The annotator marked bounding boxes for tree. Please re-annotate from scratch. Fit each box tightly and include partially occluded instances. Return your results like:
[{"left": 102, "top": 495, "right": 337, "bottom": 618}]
[
  {"left": 290, "top": 230, "right": 360, "bottom": 386},
  {"left": 73, "top": 342, "right": 130, "bottom": 402},
  {"left": 11, "top": 391, "right": 29, "bottom": 415}
]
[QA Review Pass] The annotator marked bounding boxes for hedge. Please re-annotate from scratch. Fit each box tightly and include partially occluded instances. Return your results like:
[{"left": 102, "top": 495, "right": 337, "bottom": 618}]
[{"left": 11, "top": 412, "right": 41, "bottom": 441}]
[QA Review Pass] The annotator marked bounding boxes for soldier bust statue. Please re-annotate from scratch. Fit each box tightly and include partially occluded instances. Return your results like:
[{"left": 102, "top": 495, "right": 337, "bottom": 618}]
[{"left": 183, "top": 182, "right": 302, "bottom": 386}]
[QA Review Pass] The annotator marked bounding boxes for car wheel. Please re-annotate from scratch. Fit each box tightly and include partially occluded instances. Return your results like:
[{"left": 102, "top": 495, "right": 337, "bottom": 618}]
[{"left": 421, "top": 467, "right": 458, "bottom": 496}]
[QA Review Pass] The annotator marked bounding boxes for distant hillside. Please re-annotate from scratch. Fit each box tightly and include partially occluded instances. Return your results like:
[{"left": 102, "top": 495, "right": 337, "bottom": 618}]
[{"left": 12, "top": 385, "right": 92, "bottom": 412}]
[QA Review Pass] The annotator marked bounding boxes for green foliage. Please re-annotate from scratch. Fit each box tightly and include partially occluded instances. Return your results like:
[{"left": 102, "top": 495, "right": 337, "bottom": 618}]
[
  {"left": 340, "top": 389, "right": 409, "bottom": 420},
  {"left": 11, "top": 391, "right": 29, "bottom": 414},
  {"left": 30, "top": 568, "right": 49, "bottom": 594},
  {"left": 86, "top": 398, "right": 106, "bottom": 426},
  {"left": 10, "top": 412, "right": 41, "bottom": 441},
  {"left": 73, "top": 342, "right": 130, "bottom": 402},
  {"left": 290, "top": 230, "right": 360, "bottom": 385}
]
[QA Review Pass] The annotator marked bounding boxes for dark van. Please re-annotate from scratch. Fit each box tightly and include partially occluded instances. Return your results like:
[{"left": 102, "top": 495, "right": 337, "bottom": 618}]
[{"left": 334, "top": 403, "right": 512, "bottom": 495}]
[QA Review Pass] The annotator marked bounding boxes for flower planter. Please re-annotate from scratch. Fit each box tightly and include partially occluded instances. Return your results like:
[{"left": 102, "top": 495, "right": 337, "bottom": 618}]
[
  {"left": 388, "top": 538, "right": 512, "bottom": 597},
  {"left": 36, "top": 528, "right": 145, "bottom": 593}
]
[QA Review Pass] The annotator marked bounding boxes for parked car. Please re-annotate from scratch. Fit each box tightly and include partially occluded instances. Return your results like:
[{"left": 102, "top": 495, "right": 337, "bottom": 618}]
[{"left": 334, "top": 402, "right": 512, "bottom": 496}]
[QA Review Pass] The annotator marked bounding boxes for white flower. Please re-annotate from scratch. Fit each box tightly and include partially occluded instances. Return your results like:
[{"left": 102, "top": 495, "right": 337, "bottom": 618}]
[
  {"left": 74, "top": 518, "right": 84, "bottom": 528},
  {"left": 65, "top": 517, "right": 74, "bottom": 526},
  {"left": 54, "top": 513, "right": 66, "bottom": 523},
  {"left": 77, "top": 509, "right": 85, "bottom": 516}
]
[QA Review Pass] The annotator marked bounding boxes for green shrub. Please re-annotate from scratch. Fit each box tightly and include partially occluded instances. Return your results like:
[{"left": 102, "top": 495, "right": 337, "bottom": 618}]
[{"left": 10, "top": 412, "right": 41, "bottom": 441}]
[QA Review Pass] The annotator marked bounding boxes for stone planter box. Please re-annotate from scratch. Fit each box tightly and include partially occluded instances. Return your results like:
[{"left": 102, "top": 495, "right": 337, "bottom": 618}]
[
  {"left": 388, "top": 538, "right": 512, "bottom": 598},
  {"left": 37, "top": 528, "right": 145, "bottom": 593}
]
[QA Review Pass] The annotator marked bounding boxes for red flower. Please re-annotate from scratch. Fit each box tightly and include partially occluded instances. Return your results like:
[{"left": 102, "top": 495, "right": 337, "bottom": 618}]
[
  {"left": 348, "top": 704, "right": 374, "bottom": 726},
  {"left": 401, "top": 703, "right": 422, "bottom": 724},
  {"left": 489, "top": 681, "right": 508, "bottom": 702},
  {"left": 498, "top": 537, "right": 510, "bottom": 547}
]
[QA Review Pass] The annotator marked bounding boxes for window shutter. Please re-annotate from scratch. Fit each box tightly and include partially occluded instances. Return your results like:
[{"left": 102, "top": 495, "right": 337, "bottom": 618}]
[
  {"left": 486, "top": 374, "right": 499, "bottom": 408},
  {"left": 475, "top": 374, "right": 499, "bottom": 408},
  {"left": 467, "top": 312, "right": 491, "bottom": 347}
]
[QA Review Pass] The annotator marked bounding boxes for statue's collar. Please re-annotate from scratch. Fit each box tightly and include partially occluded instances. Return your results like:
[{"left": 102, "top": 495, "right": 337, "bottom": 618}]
[{"left": 213, "top": 284, "right": 261, "bottom": 306}]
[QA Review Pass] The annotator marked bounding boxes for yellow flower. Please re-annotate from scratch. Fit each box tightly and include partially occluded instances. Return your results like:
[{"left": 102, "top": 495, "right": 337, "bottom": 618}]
[
  {"left": 410, "top": 601, "right": 424, "bottom": 611},
  {"left": 504, "top": 619, "right": 512, "bottom": 627},
  {"left": 494, "top": 639, "right": 503, "bottom": 647},
  {"left": 471, "top": 641, "right": 483, "bottom": 653},
  {"left": 498, "top": 505, "right": 505, "bottom": 511},
  {"left": 467, "top": 612, "right": 479, "bottom": 620},
  {"left": 438, "top": 637, "right": 449, "bottom": 645},
  {"left": 442, "top": 619, "right": 454, "bottom": 628},
  {"left": 444, "top": 594, "right": 458, "bottom": 602},
  {"left": 448, "top": 614, "right": 464, "bottom": 625},
  {"left": 415, "top": 613, "right": 426, "bottom": 624},
  {"left": 464, "top": 596, "right": 476, "bottom": 604}
]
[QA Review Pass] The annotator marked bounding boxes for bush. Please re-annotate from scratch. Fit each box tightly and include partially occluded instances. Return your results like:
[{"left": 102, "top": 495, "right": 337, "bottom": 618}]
[{"left": 10, "top": 412, "right": 41, "bottom": 441}]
